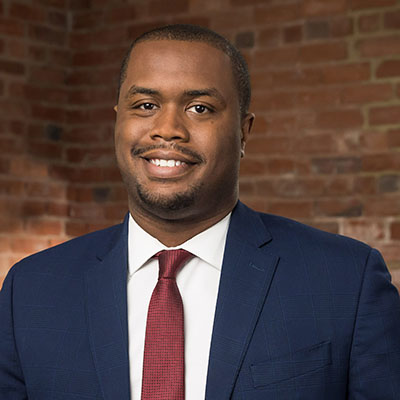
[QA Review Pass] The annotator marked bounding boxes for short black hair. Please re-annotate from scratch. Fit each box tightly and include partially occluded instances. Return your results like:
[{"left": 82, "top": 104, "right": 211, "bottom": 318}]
[{"left": 117, "top": 24, "right": 251, "bottom": 117}]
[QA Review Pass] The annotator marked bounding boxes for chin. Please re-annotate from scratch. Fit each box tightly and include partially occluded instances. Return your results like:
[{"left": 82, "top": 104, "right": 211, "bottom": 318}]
[{"left": 135, "top": 181, "right": 205, "bottom": 214}]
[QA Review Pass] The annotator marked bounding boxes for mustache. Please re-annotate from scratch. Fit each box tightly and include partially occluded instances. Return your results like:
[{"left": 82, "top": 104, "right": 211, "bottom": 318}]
[{"left": 132, "top": 144, "right": 204, "bottom": 164}]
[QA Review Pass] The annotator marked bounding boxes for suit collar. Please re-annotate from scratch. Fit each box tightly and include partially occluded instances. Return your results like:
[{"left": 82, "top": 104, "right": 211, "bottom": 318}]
[
  {"left": 205, "top": 201, "right": 279, "bottom": 399},
  {"left": 86, "top": 215, "right": 131, "bottom": 400}
]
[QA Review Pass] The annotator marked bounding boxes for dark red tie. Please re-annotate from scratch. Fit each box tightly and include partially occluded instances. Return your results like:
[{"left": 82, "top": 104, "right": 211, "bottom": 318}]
[{"left": 141, "top": 249, "right": 193, "bottom": 400}]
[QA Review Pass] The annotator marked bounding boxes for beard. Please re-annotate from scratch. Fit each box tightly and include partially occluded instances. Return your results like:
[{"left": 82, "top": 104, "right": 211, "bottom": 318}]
[
  {"left": 121, "top": 169, "right": 204, "bottom": 217},
  {"left": 136, "top": 181, "right": 203, "bottom": 212}
]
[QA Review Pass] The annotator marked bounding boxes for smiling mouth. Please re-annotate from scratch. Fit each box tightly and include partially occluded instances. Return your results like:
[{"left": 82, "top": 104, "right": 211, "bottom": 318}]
[{"left": 148, "top": 158, "right": 187, "bottom": 167}]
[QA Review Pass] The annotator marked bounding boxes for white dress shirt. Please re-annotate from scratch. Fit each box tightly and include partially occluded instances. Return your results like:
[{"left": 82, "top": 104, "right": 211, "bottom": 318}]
[{"left": 127, "top": 212, "right": 231, "bottom": 400}]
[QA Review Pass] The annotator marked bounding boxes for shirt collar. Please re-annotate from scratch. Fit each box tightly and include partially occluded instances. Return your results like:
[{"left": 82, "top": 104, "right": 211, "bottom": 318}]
[{"left": 128, "top": 212, "right": 231, "bottom": 277}]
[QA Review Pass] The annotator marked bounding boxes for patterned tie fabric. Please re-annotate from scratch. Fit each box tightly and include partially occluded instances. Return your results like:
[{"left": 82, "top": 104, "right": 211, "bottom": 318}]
[{"left": 141, "top": 249, "right": 193, "bottom": 400}]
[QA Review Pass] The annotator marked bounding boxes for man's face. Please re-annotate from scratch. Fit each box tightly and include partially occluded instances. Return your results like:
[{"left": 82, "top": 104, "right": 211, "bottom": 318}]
[{"left": 114, "top": 39, "right": 253, "bottom": 222}]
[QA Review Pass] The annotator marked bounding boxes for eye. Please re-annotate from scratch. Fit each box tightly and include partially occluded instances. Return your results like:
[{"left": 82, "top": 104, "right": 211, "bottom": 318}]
[
  {"left": 188, "top": 104, "right": 211, "bottom": 114},
  {"left": 138, "top": 102, "right": 157, "bottom": 110}
]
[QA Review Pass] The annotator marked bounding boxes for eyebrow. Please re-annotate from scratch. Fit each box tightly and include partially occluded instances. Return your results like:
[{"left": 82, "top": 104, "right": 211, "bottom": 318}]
[
  {"left": 183, "top": 88, "right": 226, "bottom": 105},
  {"left": 125, "top": 85, "right": 159, "bottom": 100}
]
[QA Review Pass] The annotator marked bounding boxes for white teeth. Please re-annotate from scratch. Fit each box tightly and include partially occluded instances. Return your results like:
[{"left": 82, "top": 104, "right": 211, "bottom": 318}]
[{"left": 149, "top": 159, "right": 185, "bottom": 167}]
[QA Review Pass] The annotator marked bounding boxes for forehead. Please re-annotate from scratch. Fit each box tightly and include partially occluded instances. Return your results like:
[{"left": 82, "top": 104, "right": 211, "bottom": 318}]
[{"left": 123, "top": 40, "right": 236, "bottom": 96}]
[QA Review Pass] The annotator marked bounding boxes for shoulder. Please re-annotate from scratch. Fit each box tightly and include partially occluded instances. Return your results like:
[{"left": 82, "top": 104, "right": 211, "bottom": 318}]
[
  {"left": 256, "top": 209, "right": 372, "bottom": 267},
  {"left": 8, "top": 221, "right": 125, "bottom": 279}
]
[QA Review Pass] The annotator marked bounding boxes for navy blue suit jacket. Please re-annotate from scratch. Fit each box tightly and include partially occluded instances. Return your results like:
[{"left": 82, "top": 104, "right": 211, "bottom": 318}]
[{"left": 1, "top": 201, "right": 400, "bottom": 399}]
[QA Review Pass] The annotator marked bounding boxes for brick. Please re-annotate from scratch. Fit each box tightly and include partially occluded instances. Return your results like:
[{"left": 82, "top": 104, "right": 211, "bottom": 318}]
[
  {"left": 0, "top": 179, "right": 24, "bottom": 196},
  {"left": 240, "top": 158, "right": 268, "bottom": 176},
  {"left": 255, "top": 3, "right": 300, "bottom": 24},
  {"left": 315, "top": 199, "right": 363, "bottom": 217},
  {"left": 48, "top": 48, "right": 69, "bottom": 66},
  {"left": 324, "top": 177, "right": 353, "bottom": 195},
  {"left": 72, "top": 47, "right": 126, "bottom": 67},
  {"left": 312, "top": 156, "right": 361, "bottom": 174},
  {"left": 266, "top": 158, "right": 296, "bottom": 175},
  {"left": 104, "top": 4, "right": 137, "bottom": 24},
  {"left": 358, "top": 36, "right": 400, "bottom": 57},
  {"left": 29, "top": 66, "right": 65, "bottom": 85},
  {"left": 66, "top": 146, "right": 114, "bottom": 164},
  {"left": 354, "top": 176, "right": 377, "bottom": 195},
  {"left": 0, "top": 218, "right": 23, "bottom": 233},
  {"left": 0, "top": 18, "right": 25, "bottom": 36},
  {"left": 283, "top": 25, "right": 302, "bottom": 43},
  {"left": 307, "top": 221, "right": 339, "bottom": 234},
  {"left": 258, "top": 27, "right": 281, "bottom": 47},
  {"left": 340, "top": 83, "right": 393, "bottom": 104},
  {"left": 315, "top": 109, "right": 363, "bottom": 129},
  {"left": 370, "top": 106, "right": 400, "bottom": 125},
  {"left": 37, "top": 0, "right": 66, "bottom": 8},
  {"left": 27, "top": 141, "right": 63, "bottom": 159},
  {"left": 29, "top": 25, "right": 66, "bottom": 46},
  {"left": 360, "top": 131, "right": 388, "bottom": 152},
  {"left": 252, "top": 91, "right": 295, "bottom": 112},
  {"left": 72, "top": 10, "right": 103, "bottom": 30},
  {"left": 69, "top": 204, "right": 104, "bottom": 219},
  {"left": 246, "top": 136, "right": 294, "bottom": 155},
  {"left": 9, "top": 158, "right": 48, "bottom": 178},
  {"left": 24, "top": 181, "right": 65, "bottom": 199},
  {"left": 295, "top": 134, "right": 337, "bottom": 153},
  {"left": 342, "top": 219, "right": 385, "bottom": 243},
  {"left": 358, "top": 14, "right": 380, "bottom": 33},
  {"left": 305, "top": 20, "right": 330, "bottom": 39},
  {"left": 351, "top": 0, "right": 396, "bottom": 10},
  {"left": 299, "top": 41, "right": 347, "bottom": 63},
  {"left": 32, "top": 104, "right": 65, "bottom": 123},
  {"left": 65, "top": 221, "right": 110, "bottom": 237},
  {"left": 384, "top": 10, "right": 400, "bottom": 29},
  {"left": 5, "top": 39, "right": 25, "bottom": 59},
  {"left": 269, "top": 68, "right": 323, "bottom": 88},
  {"left": 70, "top": 26, "right": 128, "bottom": 50},
  {"left": 388, "top": 129, "right": 400, "bottom": 147},
  {"left": 331, "top": 17, "right": 354, "bottom": 37},
  {"left": 376, "top": 60, "right": 400, "bottom": 78},
  {"left": 379, "top": 245, "right": 400, "bottom": 265},
  {"left": 391, "top": 222, "right": 400, "bottom": 239},
  {"left": 252, "top": 47, "right": 299, "bottom": 69},
  {"left": 104, "top": 203, "right": 127, "bottom": 220},
  {"left": 26, "top": 219, "right": 63, "bottom": 235},
  {"left": 275, "top": 177, "right": 325, "bottom": 198},
  {"left": 303, "top": 0, "right": 347, "bottom": 17},
  {"left": 148, "top": 0, "right": 189, "bottom": 15},
  {"left": 365, "top": 197, "right": 400, "bottom": 216},
  {"left": 378, "top": 174, "right": 400, "bottom": 193},
  {"left": 9, "top": 3, "right": 46, "bottom": 22},
  {"left": 48, "top": 11, "right": 67, "bottom": 27},
  {"left": 322, "top": 63, "right": 370, "bottom": 84},
  {"left": 297, "top": 88, "right": 340, "bottom": 108},
  {"left": 0, "top": 59, "right": 25, "bottom": 75},
  {"left": 10, "top": 237, "right": 50, "bottom": 254},
  {"left": 362, "top": 153, "right": 400, "bottom": 171},
  {"left": 267, "top": 200, "right": 313, "bottom": 219},
  {"left": 235, "top": 31, "right": 255, "bottom": 49}
]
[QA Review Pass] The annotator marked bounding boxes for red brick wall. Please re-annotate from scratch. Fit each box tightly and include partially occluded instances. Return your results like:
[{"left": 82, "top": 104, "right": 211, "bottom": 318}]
[{"left": 1, "top": 0, "right": 400, "bottom": 289}]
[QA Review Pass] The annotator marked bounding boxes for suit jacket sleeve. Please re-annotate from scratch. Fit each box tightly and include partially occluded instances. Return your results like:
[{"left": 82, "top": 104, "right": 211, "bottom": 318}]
[
  {"left": 0, "top": 265, "right": 28, "bottom": 399},
  {"left": 348, "top": 248, "right": 400, "bottom": 399}
]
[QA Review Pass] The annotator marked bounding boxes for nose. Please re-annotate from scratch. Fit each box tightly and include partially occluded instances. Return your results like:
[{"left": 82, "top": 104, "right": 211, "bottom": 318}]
[{"left": 150, "top": 106, "right": 189, "bottom": 142}]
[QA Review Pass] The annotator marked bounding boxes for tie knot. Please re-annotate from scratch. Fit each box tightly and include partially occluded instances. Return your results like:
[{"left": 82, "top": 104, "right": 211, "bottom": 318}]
[{"left": 154, "top": 249, "right": 193, "bottom": 279}]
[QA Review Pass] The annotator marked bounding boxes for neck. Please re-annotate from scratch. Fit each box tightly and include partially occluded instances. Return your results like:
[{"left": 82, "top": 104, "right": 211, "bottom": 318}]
[{"left": 129, "top": 202, "right": 236, "bottom": 247}]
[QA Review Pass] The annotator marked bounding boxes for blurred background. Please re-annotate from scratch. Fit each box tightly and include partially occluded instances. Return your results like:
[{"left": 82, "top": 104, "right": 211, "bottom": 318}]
[{"left": 0, "top": 0, "right": 399, "bottom": 289}]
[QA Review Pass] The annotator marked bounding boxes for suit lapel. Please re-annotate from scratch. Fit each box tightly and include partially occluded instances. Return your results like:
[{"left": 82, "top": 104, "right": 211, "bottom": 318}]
[
  {"left": 85, "top": 215, "right": 131, "bottom": 400},
  {"left": 205, "top": 202, "right": 280, "bottom": 399}
]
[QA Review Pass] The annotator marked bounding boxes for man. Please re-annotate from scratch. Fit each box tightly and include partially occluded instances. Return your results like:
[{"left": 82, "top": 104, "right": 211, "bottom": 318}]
[{"left": 0, "top": 24, "right": 399, "bottom": 400}]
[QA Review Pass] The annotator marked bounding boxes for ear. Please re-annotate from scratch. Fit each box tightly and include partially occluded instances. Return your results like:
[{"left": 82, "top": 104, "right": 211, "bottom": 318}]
[
  {"left": 240, "top": 112, "right": 255, "bottom": 157},
  {"left": 113, "top": 105, "right": 118, "bottom": 112}
]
